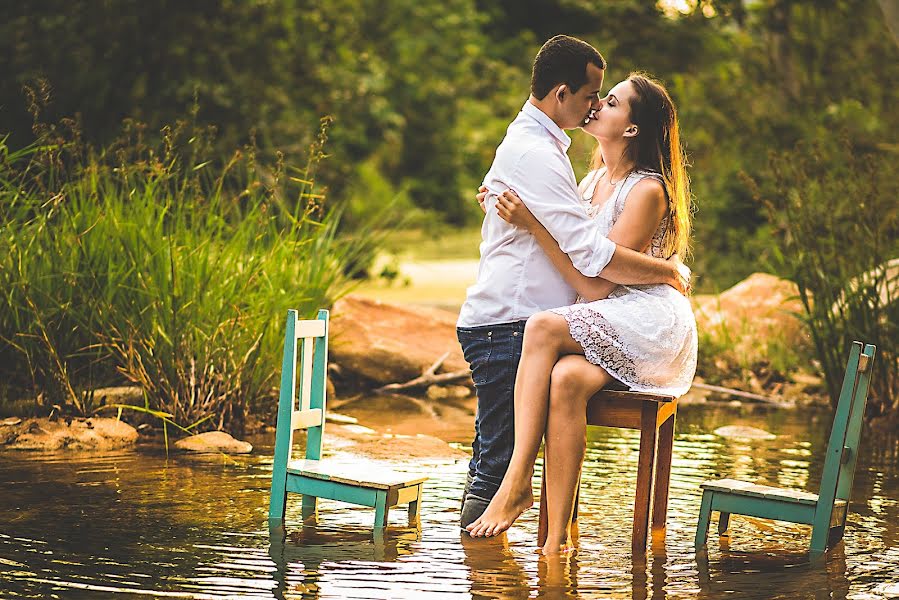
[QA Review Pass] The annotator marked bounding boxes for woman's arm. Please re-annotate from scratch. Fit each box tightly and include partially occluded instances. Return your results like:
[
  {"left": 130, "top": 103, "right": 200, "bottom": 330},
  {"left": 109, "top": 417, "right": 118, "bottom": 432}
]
[{"left": 496, "top": 179, "right": 669, "bottom": 301}]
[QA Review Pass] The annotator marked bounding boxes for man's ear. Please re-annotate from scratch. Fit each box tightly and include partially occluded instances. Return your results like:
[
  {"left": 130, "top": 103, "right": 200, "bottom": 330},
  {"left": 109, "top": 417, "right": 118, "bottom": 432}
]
[{"left": 555, "top": 84, "right": 567, "bottom": 103}]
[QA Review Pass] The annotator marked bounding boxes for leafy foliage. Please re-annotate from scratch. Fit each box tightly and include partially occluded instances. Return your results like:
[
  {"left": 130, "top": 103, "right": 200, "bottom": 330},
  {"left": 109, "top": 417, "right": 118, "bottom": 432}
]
[{"left": 0, "top": 116, "right": 380, "bottom": 431}]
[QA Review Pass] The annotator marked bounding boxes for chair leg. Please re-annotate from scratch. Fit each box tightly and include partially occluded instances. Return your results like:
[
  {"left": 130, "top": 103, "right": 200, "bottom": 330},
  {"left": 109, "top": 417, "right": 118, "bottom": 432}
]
[
  {"left": 408, "top": 485, "right": 422, "bottom": 526},
  {"left": 718, "top": 512, "right": 730, "bottom": 535},
  {"left": 572, "top": 477, "right": 581, "bottom": 525},
  {"left": 269, "top": 490, "right": 287, "bottom": 525},
  {"left": 301, "top": 495, "right": 318, "bottom": 523},
  {"left": 828, "top": 525, "right": 845, "bottom": 546},
  {"left": 538, "top": 462, "right": 548, "bottom": 548},
  {"left": 809, "top": 522, "right": 829, "bottom": 558},
  {"left": 652, "top": 412, "right": 676, "bottom": 532},
  {"left": 632, "top": 402, "right": 658, "bottom": 553},
  {"left": 695, "top": 490, "right": 713, "bottom": 550},
  {"left": 374, "top": 490, "right": 389, "bottom": 528}
]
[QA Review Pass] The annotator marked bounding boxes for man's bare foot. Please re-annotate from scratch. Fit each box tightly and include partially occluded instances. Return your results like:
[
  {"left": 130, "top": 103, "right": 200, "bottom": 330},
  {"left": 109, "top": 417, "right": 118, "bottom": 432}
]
[{"left": 465, "top": 482, "right": 533, "bottom": 538}]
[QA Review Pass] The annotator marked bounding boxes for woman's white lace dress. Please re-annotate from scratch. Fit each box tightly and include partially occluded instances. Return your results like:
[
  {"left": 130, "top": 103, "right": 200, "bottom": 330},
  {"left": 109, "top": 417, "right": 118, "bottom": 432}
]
[{"left": 549, "top": 168, "right": 697, "bottom": 396}]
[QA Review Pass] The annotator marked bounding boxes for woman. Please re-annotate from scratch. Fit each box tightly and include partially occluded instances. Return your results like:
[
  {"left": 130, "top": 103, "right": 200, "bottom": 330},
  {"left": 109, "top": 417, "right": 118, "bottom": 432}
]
[{"left": 465, "top": 72, "right": 697, "bottom": 554}]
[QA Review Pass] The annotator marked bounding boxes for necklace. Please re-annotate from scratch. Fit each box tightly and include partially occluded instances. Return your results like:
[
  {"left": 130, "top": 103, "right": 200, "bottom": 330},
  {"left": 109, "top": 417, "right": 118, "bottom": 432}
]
[
  {"left": 588, "top": 167, "right": 630, "bottom": 217},
  {"left": 605, "top": 167, "right": 632, "bottom": 186}
]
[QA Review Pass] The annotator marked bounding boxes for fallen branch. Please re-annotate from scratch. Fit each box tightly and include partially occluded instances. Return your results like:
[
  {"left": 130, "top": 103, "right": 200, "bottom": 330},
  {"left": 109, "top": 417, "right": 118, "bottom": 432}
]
[
  {"left": 374, "top": 351, "right": 472, "bottom": 394},
  {"left": 691, "top": 382, "right": 778, "bottom": 404}
]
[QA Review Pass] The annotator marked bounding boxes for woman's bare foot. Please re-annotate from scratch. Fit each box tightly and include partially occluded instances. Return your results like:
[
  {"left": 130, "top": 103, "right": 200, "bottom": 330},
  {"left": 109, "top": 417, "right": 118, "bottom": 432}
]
[
  {"left": 465, "top": 481, "right": 534, "bottom": 538},
  {"left": 538, "top": 537, "right": 576, "bottom": 556}
]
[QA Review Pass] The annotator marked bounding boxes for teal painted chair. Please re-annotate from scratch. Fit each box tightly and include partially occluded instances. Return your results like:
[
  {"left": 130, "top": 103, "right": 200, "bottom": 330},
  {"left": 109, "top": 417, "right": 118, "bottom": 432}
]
[
  {"left": 268, "top": 309, "right": 427, "bottom": 529},
  {"left": 695, "top": 341, "right": 876, "bottom": 558}
]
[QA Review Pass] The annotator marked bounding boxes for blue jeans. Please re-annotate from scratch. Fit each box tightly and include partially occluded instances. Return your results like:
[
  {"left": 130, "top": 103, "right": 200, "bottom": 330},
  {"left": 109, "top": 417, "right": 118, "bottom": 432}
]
[{"left": 457, "top": 320, "right": 526, "bottom": 501}]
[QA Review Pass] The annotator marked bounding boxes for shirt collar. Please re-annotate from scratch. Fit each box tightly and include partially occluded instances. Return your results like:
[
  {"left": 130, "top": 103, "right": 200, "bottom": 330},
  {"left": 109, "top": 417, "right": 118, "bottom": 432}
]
[{"left": 521, "top": 100, "right": 571, "bottom": 151}]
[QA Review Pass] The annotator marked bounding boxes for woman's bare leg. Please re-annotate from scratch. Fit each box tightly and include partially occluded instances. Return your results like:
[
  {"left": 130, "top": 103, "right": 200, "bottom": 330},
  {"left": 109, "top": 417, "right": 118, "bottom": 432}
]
[
  {"left": 467, "top": 311, "right": 585, "bottom": 537},
  {"left": 541, "top": 355, "right": 612, "bottom": 554}
]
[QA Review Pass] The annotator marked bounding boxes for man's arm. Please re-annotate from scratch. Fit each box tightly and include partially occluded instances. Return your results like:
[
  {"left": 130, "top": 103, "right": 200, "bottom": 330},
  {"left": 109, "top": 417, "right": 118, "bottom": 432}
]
[
  {"left": 509, "top": 148, "right": 683, "bottom": 289},
  {"left": 508, "top": 148, "right": 615, "bottom": 277},
  {"left": 495, "top": 182, "right": 688, "bottom": 295}
]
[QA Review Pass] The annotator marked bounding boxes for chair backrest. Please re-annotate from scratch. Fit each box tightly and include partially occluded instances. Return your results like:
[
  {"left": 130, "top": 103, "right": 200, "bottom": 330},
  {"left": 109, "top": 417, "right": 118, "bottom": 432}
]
[
  {"left": 816, "top": 341, "right": 876, "bottom": 517},
  {"left": 273, "top": 309, "right": 329, "bottom": 464}
]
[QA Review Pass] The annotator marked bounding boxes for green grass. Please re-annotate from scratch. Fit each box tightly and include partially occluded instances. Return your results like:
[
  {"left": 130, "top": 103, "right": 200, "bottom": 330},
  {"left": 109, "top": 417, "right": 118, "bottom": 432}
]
[{"left": 0, "top": 119, "right": 383, "bottom": 432}]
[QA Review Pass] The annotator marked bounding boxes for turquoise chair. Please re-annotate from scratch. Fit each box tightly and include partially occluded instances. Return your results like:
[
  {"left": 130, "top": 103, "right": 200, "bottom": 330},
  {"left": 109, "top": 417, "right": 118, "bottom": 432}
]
[
  {"left": 268, "top": 309, "right": 427, "bottom": 529},
  {"left": 695, "top": 341, "right": 876, "bottom": 558}
]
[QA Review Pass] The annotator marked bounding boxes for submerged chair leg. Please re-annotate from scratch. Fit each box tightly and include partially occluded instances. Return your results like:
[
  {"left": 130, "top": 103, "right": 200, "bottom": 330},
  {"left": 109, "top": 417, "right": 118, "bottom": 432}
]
[
  {"left": 374, "top": 490, "right": 389, "bottom": 528},
  {"left": 809, "top": 523, "right": 829, "bottom": 558},
  {"left": 718, "top": 512, "right": 730, "bottom": 535},
  {"left": 652, "top": 413, "right": 676, "bottom": 532},
  {"left": 695, "top": 490, "right": 714, "bottom": 549},
  {"left": 408, "top": 485, "right": 423, "bottom": 526},
  {"left": 301, "top": 495, "right": 318, "bottom": 523},
  {"left": 269, "top": 489, "right": 288, "bottom": 524}
]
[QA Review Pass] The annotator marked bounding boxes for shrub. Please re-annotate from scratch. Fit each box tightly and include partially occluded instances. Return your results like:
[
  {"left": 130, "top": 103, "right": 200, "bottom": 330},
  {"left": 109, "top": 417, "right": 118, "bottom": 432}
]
[
  {"left": 0, "top": 116, "right": 383, "bottom": 432},
  {"left": 760, "top": 138, "right": 898, "bottom": 421}
]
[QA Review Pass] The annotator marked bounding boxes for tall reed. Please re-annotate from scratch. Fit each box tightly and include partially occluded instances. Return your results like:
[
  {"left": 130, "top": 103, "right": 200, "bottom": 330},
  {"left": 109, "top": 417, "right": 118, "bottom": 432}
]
[
  {"left": 760, "top": 138, "right": 898, "bottom": 422},
  {"left": 0, "top": 116, "right": 382, "bottom": 431}
]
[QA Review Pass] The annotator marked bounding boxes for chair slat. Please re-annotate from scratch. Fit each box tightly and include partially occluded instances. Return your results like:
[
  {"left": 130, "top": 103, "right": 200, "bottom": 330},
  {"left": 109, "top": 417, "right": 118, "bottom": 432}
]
[
  {"left": 700, "top": 478, "right": 819, "bottom": 505},
  {"left": 288, "top": 458, "right": 428, "bottom": 490},
  {"left": 857, "top": 354, "right": 870, "bottom": 373},
  {"left": 595, "top": 390, "right": 675, "bottom": 404},
  {"left": 296, "top": 319, "right": 326, "bottom": 339},
  {"left": 291, "top": 408, "right": 323, "bottom": 430}
]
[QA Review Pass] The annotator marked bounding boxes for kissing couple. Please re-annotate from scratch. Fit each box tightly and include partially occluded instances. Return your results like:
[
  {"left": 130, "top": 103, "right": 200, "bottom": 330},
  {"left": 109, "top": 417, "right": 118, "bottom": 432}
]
[{"left": 456, "top": 34, "right": 698, "bottom": 555}]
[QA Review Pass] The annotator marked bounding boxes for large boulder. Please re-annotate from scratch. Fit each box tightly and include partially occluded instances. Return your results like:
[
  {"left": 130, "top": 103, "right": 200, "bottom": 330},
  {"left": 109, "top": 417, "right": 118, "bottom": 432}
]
[
  {"left": 329, "top": 295, "right": 468, "bottom": 386},
  {"left": 0, "top": 417, "right": 138, "bottom": 451},
  {"left": 692, "top": 273, "right": 809, "bottom": 354}
]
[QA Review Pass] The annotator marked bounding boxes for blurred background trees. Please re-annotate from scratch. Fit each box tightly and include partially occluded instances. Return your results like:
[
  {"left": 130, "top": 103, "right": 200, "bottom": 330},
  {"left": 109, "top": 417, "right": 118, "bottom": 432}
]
[{"left": 3, "top": 0, "right": 896, "bottom": 285}]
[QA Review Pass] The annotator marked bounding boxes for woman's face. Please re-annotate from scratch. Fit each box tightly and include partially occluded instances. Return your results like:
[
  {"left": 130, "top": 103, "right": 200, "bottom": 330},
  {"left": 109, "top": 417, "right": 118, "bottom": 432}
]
[{"left": 582, "top": 79, "right": 637, "bottom": 141}]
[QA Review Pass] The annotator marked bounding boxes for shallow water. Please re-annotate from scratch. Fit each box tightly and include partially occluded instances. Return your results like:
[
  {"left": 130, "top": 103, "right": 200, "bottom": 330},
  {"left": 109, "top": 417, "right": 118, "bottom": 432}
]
[{"left": 1, "top": 405, "right": 898, "bottom": 599}]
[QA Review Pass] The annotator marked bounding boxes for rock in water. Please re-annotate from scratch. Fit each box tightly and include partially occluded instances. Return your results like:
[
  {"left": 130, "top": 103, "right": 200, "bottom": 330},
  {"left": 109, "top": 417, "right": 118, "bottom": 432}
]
[
  {"left": 713, "top": 425, "right": 776, "bottom": 440},
  {"left": 1, "top": 417, "right": 138, "bottom": 451},
  {"left": 329, "top": 295, "right": 468, "bottom": 386},
  {"left": 174, "top": 431, "right": 253, "bottom": 454},
  {"left": 692, "top": 272, "right": 809, "bottom": 360}
]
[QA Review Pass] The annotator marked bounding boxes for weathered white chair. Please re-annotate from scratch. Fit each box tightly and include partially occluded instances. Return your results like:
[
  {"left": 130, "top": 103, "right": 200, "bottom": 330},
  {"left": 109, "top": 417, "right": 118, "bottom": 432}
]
[
  {"left": 268, "top": 309, "right": 427, "bottom": 529},
  {"left": 695, "top": 341, "right": 876, "bottom": 558}
]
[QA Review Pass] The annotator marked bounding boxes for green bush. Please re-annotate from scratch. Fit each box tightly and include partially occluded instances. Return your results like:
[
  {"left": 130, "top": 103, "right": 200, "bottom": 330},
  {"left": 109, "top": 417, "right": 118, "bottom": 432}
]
[
  {"left": 0, "top": 117, "right": 382, "bottom": 431},
  {"left": 761, "top": 138, "right": 899, "bottom": 421}
]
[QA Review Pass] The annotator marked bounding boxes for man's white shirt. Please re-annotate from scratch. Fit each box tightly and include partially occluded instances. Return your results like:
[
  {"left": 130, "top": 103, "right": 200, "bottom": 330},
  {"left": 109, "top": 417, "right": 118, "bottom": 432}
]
[{"left": 458, "top": 101, "right": 617, "bottom": 328}]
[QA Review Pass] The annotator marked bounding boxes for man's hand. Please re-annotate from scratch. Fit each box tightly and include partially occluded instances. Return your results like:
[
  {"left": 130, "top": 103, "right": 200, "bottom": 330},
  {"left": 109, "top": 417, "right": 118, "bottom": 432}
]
[
  {"left": 476, "top": 185, "right": 488, "bottom": 214},
  {"left": 668, "top": 254, "right": 692, "bottom": 296}
]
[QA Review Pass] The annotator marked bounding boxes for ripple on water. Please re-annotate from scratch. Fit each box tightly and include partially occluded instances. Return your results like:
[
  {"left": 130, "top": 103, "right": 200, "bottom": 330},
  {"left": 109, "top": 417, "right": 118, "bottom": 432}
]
[{"left": 1, "top": 405, "right": 898, "bottom": 598}]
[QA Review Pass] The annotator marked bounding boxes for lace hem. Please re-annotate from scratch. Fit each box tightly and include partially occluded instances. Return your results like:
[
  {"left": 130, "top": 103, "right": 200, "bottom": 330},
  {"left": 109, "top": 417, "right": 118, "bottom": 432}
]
[{"left": 550, "top": 304, "right": 693, "bottom": 397}]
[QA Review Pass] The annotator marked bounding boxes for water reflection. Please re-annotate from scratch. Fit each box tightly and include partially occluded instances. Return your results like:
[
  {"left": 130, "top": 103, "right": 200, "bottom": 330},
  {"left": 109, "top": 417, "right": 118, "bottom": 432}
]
[
  {"left": 1, "top": 405, "right": 897, "bottom": 599},
  {"left": 695, "top": 543, "right": 850, "bottom": 599}
]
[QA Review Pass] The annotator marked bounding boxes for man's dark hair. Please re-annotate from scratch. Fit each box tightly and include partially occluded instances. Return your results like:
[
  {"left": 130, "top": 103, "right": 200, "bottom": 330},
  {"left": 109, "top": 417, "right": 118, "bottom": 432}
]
[{"left": 531, "top": 35, "right": 606, "bottom": 100}]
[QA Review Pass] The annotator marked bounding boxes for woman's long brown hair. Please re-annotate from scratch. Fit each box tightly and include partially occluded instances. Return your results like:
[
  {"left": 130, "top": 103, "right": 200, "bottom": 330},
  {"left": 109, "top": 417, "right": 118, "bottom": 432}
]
[{"left": 591, "top": 72, "right": 692, "bottom": 258}]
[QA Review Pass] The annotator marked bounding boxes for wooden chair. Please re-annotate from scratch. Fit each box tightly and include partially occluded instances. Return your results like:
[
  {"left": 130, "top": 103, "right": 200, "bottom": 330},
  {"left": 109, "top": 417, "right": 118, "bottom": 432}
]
[
  {"left": 538, "top": 389, "right": 678, "bottom": 553},
  {"left": 268, "top": 309, "right": 427, "bottom": 530},
  {"left": 695, "top": 341, "right": 876, "bottom": 558}
]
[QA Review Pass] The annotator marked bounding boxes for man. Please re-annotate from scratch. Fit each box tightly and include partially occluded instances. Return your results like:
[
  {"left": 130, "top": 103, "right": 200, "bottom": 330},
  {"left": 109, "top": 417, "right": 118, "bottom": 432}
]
[{"left": 457, "top": 35, "right": 687, "bottom": 529}]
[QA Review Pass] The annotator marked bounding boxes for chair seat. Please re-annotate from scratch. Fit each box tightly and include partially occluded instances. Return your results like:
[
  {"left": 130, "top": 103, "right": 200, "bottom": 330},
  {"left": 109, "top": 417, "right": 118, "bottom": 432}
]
[
  {"left": 287, "top": 458, "right": 427, "bottom": 491},
  {"left": 701, "top": 478, "right": 847, "bottom": 510}
]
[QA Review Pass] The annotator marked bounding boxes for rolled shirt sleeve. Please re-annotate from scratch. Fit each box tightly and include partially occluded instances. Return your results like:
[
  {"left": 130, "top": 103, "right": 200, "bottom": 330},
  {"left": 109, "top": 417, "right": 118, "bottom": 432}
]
[{"left": 510, "top": 147, "right": 616, "bottom": 277}]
